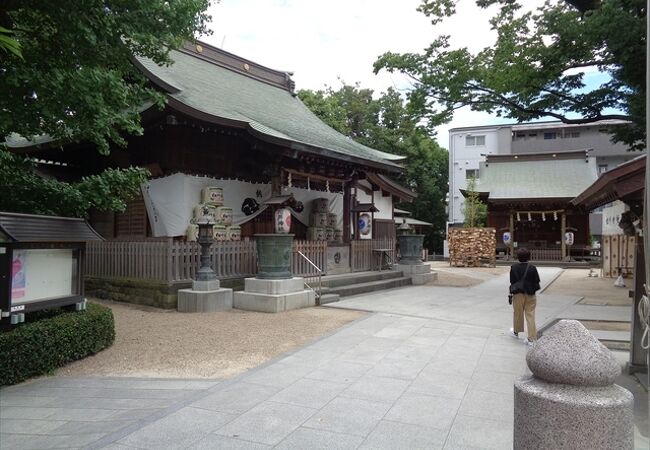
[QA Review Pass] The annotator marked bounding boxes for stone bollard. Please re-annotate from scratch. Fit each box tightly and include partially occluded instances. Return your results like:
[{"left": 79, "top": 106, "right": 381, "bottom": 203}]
[{"left": 514, "top": 320, "right": 634, "bottom": 450}]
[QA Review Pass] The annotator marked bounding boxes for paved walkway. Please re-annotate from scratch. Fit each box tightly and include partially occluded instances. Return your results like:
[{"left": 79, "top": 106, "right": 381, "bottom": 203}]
[{"left": 1, "top": 268, "right": 647, "bottom": 449}]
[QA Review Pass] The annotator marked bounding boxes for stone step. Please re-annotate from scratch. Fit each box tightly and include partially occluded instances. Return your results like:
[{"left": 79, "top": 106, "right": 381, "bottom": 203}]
[
  {"left": 318, "top": 293, "right": 340, "bottom": 305},
  {"left": 320, "top": 270, "right": 404, "bottom": 288},
  {"left": 328, "top": 276, "right": 412, "bottom": 297}
]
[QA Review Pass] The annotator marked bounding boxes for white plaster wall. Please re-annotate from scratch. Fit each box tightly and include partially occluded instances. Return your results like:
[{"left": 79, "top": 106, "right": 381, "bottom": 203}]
[
  {"left": 601, "top": 201, "right": 628, "bottom": 235},
  {"left": 373, "top": 194, "right": 393, "bottom": 220}
]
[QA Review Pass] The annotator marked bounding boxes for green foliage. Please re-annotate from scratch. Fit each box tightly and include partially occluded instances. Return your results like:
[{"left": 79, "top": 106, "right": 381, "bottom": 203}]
[
  {"left": 299, "top": 84, "right": 449, "bottom": 252},
  {"left": 0, "top": 25, "right": 22, "bottom": 59},
  {"left": 374, "top": 0, "right": 645, "bottom": 150},
  {"left": 1, "top": 0, "right": 212, "bottom": 154},
  {"left": 0, "top": 303, "right": 115, "bottom": 386},
  {"left": 0, "top": 150, "right": 149, "bottom": 217},
  {"left": 462, "top": 177, "right": 487, "bottom": 228}
]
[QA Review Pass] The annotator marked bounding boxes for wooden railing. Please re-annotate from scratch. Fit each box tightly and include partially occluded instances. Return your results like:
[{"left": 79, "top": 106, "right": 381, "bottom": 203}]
[
  {"left": 350, "top": 238, "right": 395, "bottom": 272},
  {"left": 86, "top": 238, "right": 328, "bottom": 283},
  {"left": 530, "top": 248, "right": 562, "bottom": 262}
]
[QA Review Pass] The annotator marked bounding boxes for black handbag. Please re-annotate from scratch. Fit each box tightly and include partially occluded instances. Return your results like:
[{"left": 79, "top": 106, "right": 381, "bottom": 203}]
[{"left": 509, "top": 263, "right": 530, "bottom": 295}]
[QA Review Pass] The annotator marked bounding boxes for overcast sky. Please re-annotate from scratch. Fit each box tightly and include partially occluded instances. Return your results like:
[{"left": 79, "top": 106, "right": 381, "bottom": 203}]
[{"left": 202, "top": 0, "right": 603, "bottom": 148}]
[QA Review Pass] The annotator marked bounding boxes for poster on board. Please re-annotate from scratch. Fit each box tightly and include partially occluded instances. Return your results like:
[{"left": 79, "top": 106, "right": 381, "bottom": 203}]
[{"left": 11, "top": 250, "right": 26, "bottom": 299}]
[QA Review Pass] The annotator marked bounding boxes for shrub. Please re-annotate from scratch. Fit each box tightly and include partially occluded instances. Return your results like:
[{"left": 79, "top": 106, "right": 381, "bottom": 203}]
[{"left": 0, "top": 303, "right": 115, "bottom": 386}]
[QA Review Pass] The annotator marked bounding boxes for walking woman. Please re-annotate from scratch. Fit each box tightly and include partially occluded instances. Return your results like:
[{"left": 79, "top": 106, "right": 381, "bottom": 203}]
[{"left": 509, "top": 248, "right": 541, "bottom": 345}]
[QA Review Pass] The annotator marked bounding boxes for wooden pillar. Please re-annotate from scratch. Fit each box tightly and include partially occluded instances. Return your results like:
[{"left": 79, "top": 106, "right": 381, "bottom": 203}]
[
  {"left": 560, "top": 211, "right": 566, "bottom": 261},
  {"left": 630, "top": 242, "right": 648, "bottom": 372},
  {"left": 270, "top": 162, "right": 282, "bottom": 196},
  {"left": 509, "top": 212, "right": 515, "bottom": 260},
  {"left": 343, "top": 181, "right": 351, "bottom": 243}
]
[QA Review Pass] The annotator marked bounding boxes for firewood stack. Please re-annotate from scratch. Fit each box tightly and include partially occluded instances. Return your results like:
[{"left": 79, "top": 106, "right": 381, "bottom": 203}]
[{"left": 448, "top": 227, "right": 496, "bottom": 267}]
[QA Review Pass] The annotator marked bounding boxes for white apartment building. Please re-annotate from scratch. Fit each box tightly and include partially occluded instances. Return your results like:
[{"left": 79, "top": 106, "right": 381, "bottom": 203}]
[{"left": 448, "top": 119, "right": 634, "bottom": 226}]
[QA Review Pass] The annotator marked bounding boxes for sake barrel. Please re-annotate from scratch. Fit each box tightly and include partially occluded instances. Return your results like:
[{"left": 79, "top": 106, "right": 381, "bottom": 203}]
[
  {"left": 334, "top": 229, "right": 343, "bottom": 242},
  {"left": 226, "top": 225, "right": 241, "bottom": 241},
  {"left": 307, "top": 227, "right": 325, "bottom": 241},
  {"left": 327, "top": 213, "right": 337, "bottom": 228},
  {"left": 215, "top": 206, "right": 233, "bottom": 226},
  {"left": 325, "top": 227, "right": 335, "bottom": 241},
  {"left": 201, "top": 186, "right": 224, "bottom": 206},
  {"left": 310, "top": 212, "right": 328, "bottom": 227},
  {"left": 313, "top": 198, "right": 330, "bottom": 213},
  {"left": 186, "top": 224, "right": 199, "bottom": 242},
  {"left": 194, "top": 204, "right": 218, "bottom": 221},
  {"left": 213, "top": 225, "right": 227, "bottom": 241},
  {"left": 274, "top": 208, "right": 292, "bottom": 234}
]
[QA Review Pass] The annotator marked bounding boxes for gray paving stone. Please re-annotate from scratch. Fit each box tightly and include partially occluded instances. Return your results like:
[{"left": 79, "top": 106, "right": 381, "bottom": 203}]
[
  {"left": 242, "top": 363, "right": 315, "bottom": 388},
  {"left": 365, "top": 358, "right": 428, "bottom": 380},
  {"left": 476, "top": 353, "right": 528, "bottom": 376},
  {"left": 274, "top": 427, "right": 365, "bottom": 450},
  {"left": 423, "top": 355, "right": 478, "bottom": 378},
  {"left": 191, "top": 382, "right": 281, "bottom": 415},
  {"left": 337, "top": 346, "right": 391, "bottom": 365},
  {"left": 340, "top": 376, "right": 410, "bottom": 404},
  {"left": 359, "top": 419, "right": 447, "bottom": 450},
  {"left": 403, "top": 334, "right": 449, "bottom": 348},
  {"left": 44, "top": 407, "right": 119, "bottom": 421},
  {"left": 0, "top": 432, "right": 107, "bottom": 449},
  {"left": 98, "top": 444, "right": 141, "bottom": 450},
  {"left": 107, "top": 408, "right": 163, "bottom": 421},
  {"left": 305, "top": 360, "right": 373, "bottom": 384},
  {"left": 0, "top": 406, "right": 58, "bottom": 419},
  {"left": 408, "top": 369, "right": 470, "bottom": 399},
  {"left": 451, "top": 325, "right": 492, "bottom": 338},
  {"left": 384, "top": 392, "right": 461, "bottom": 430},
  {"left": 458, "top": 388, "right": 514, "bottom": 423},
  {"left": 0, "top": 418, "right": 67, "bottom": 435},
  {"left": 215, "top": 401, "right": 316, "bottom": 446},
  {"left": 0, "top": 395, "right": 58, "bottom": 407},
  {"left": 421, "top": 319, "right": 461, "bottom": 330},
  {"left": 468, "top": 369, "right": 520, "bottom": 395},
  {"left": 280, "top": 349, "right": 339, "bottom": 367},
  {"left": 383, "top": 344, "right": 440, "bottom": 362},
  {"left": 302, "top": 397, "right": 391, "bottom": 437},
  {"left": 186, "top": 434, "right": 271, "bottom": 449},
  {"left": 51, "top": 397, "right": 172, "bottom": 410},
  {"left": 48, "top": 419, "right": 132, "bottom": 435},
  {"left": 443, "top": 414, "right": 513, "bottom": 450},
  {"left": 118, "top": 406, "right": 235, "bottom": 449},
  {"left": 269, "top": 378, "right": 348, "bottom": 409},
  {"left": 373, "top": 326, "right": 418, "bottom": 339}
]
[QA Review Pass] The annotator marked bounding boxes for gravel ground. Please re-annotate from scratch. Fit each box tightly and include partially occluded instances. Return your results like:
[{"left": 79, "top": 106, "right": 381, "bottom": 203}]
[
  {"left": 427, "top": 262, "right": 509, "bottom": 287},
  {"left": 57, "top": 300, "right": 365, "bottom": 379}
]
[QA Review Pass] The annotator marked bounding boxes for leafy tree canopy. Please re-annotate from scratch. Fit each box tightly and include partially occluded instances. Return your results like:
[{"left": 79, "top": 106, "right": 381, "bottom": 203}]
[
  {"left": 299, "top": 84, "right": 449, "bottom": 252},
  {"left": 462, "top": 176, "right": 487, "bottom": 228},
  {"left": 374, "top": 0, "right": 645, "bottom": 150},
  {"left": 1, "top": 0, "right": 212, "bottom": 154},
  {"left": 0, "top": 151, "right": 149, "bottom": 218}
]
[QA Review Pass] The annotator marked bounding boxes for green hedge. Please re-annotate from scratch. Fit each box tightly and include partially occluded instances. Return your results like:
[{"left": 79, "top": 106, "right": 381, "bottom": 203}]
[{"left": 0, "top": 303, "right": 115, "bottom": 386}]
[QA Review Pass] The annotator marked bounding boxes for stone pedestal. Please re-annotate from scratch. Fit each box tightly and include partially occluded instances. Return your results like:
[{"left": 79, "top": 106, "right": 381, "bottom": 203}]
[
  {"left": 234, "top": 277, "right": 315, "bottom": 313},
  {"left": 177, "top": 279, "right": 233, "bottom": 312},
  {"left": 514, "top": 320, "right": 634, "bottom": 450},
  {"left": 514, "top": 376, "right": 633, "bottom": 450},
  {"left": 394, "top": 263, "right": 437, "bottom": 285}
]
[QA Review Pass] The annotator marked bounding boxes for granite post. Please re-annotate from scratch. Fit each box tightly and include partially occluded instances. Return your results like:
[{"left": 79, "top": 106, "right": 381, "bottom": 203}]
[{"left": 514, "top": 320, "right": 634, "bottom": 450}]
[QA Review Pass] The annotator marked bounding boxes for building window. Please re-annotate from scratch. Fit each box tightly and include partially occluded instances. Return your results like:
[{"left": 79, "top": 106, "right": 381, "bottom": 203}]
[
  {"left": 598, "top": 164, "right": 608, "bottom": 175},
  {"left": 465, "top": 135, "right": 486, "bottom": 146},
  {"left": 543, "top": 132, "right": 557, "bottom": 140},
  {"left": 466, "top": 169, "right": 479, "bottom": 179}
]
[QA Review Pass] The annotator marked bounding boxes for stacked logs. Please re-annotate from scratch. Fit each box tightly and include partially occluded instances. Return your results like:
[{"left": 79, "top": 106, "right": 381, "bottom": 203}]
[{"left": 448, "top": 227, "right": 496, "bottom": 267}]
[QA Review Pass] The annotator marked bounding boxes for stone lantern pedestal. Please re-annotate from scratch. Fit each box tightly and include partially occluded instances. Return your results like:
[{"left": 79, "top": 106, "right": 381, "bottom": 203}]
[{"left": 233, "top": 233, "right": 315, "bottom": 313}]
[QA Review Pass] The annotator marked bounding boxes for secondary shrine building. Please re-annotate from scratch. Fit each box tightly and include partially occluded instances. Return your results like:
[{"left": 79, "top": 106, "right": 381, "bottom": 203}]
[{"left": 468, "top": 150, "right": 598, "bottom": 261}]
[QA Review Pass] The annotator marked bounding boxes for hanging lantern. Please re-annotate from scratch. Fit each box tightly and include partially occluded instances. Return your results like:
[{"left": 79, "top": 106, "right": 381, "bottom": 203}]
[
  {"left": 528, "top": 212, "right": 532, "bottom": 221},
  {"left": 542, "top": 212, "right": 546, "bottom": 221}
]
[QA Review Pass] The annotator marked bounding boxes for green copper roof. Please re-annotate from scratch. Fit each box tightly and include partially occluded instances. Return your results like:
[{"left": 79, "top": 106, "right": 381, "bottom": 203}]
[
  {"left": 136, "top": 48, "right": 404, "bottom": 170},
  {"left": 476, "top": 157, "right": 598, "bottom": 199}
]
